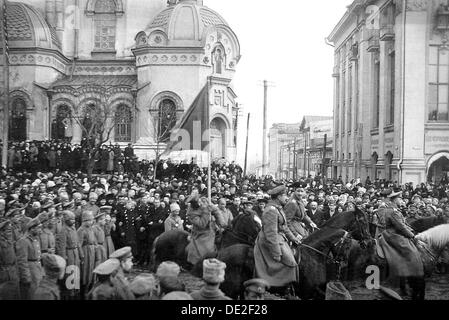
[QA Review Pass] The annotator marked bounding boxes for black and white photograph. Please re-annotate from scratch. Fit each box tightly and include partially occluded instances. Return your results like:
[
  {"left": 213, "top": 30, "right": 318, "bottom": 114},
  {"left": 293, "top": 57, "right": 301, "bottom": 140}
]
[{"left": 0, "top": 0, "right": 449, "bottom": 306}]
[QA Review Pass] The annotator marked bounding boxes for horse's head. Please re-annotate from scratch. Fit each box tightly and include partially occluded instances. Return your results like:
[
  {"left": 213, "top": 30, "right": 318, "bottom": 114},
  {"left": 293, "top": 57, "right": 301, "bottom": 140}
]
[{"left": 350, "top": 206, "right": 372, "bottom": 246}]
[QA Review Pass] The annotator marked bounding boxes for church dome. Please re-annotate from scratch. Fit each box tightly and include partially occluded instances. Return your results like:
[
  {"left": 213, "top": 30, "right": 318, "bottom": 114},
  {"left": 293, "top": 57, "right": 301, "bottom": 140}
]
[
  {"left": 2, "top": 2, "right": 61, "bottom": 50},
  {"left": 147, "top": 0, "right": 228, "bottom": 43}
]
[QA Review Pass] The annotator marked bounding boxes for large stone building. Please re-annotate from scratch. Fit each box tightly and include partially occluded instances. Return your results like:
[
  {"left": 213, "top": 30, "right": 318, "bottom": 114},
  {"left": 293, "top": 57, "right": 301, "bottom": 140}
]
[
  {"left": 328, "top": 0, "right": 449, "bottom": 185},
  {"left": 0, "top": 0, "right": 240, "bottom": 160}
]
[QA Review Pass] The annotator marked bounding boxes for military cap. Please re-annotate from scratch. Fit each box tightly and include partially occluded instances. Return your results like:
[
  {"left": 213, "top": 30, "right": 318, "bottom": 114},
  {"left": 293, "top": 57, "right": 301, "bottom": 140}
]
[
  {"left": 94, "top": 210, "right": 105, "bottom": 220},
  {"left": 244, "top": 278, "right": 270, "bottom": 294},
  {"left": 100, "top": 205, "right": 113, "bottom": 212},
  {"left": 267, "top": 185, "right": 287, "bottom": 197},
  {"left": 109, "top": 246, "right": 133, "bottom": 260},
  {"left": 93, "top": 259, "right": 120, "bottom": 275},
  {"left": 81, "top": 211, "right": 94, "bottom": 222},
  {"left": 26, "top": 218, "right": 42, "bottom": 230}
]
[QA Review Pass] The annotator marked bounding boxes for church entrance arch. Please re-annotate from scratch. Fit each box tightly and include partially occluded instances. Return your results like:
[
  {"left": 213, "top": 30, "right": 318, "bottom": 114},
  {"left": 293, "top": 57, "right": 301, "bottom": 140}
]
[
  {"left": 52, "top": 105, "right": 72, "bottom": 141},
  {"left": 210, "top": 117, "right": 226, "bottom": 160},
  {"left": 427, "top": 152, "right": 449, "bottom": 183}
]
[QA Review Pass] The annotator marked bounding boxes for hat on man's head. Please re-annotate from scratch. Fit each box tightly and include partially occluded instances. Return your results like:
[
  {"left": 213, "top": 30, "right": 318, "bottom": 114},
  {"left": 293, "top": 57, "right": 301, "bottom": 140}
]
[
  {"left": 41, "top": 253, "right": 66, "bottom": 278},
  {"left": 130, "top": 274, "right": 159, "bottom": 298},
  {"left": 244, "top": 278, "right": 270, "bottom": 295},
  {"left": 267, "top": 185, "right": 287, "bottom": 197},
  {"left": 81, "top": 211, "right": 94, "bottom": 222},
  {"left": 100, "top": 205, "right": 113, "bottom": 213},
  {"left": 94, "top": 211, "right": 105, "bottom": 220},
  {"left": 202, "top": 259, "right": 226, "bottom": 284},
  {"left": 93, "top": 259, "right": 120, "bottom": 276},
  {"left": 156, "top": 261, "right": 181, "bottom": 279},
  {"left": 109, "top": 246, "right": 133, "bottom": 260},
  {"left": 162, "top": 291, "right": 193, "bottom": 300},
  {"left": 170, "top": 203, "right": 180, "bottom": 212}
]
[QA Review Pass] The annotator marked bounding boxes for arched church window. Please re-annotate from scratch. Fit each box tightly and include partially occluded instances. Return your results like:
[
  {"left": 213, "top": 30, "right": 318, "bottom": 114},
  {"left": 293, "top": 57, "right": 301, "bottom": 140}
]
[
  {"left": 9, "top": 98, "right": 27, "bottom": 141},
  {"left": 115, "top": 104, "right": 132, "bottom": 142},
  {"left": 52, "top": 105, "right": 72, "bottom": 141},
  {"left": 158, "top": 99, "right": 177, "bottom": 142},
  {"left": 94, "top": 0, "right": 117, "bottom": 51}
]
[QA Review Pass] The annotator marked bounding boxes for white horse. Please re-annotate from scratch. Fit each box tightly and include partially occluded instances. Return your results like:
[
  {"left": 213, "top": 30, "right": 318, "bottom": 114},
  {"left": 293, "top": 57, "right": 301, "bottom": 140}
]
[{"left": 415, "top": 224, "right": 449, "bottom": 274}]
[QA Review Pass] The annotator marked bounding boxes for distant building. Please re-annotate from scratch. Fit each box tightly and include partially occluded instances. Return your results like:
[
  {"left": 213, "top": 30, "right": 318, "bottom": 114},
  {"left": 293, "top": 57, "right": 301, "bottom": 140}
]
[
  {"left": 268, "top": 123, "right": 301, "bottom": 179},
  {"left": 328, "top": 0, "right": 449, "bottom": 185},
  {"left": 268, "top": 116, "right": 333, "bottom": 180}
]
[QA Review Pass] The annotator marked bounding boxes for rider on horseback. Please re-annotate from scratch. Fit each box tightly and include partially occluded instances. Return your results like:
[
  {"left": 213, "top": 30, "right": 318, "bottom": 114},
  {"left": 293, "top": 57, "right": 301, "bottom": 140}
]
[
  {"left": 377, "top": 189, "right": 424, "bottom": 298},
  {"left": 254, "top": 185, "right": 301, "bottom": 289},
  {"left": 284, "top": 188, "right": 318, "bottom": 241}
]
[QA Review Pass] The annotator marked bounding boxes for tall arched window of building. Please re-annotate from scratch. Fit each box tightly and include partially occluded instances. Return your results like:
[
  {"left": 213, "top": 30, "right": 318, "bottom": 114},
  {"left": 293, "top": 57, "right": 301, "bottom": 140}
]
[
  {"left": 373, "top": 55, "right": 381, "bottom": 129},
  {"left": 94, "top": 0, "right": 117, "bottom": 51},
  {"left": 158, "top": 99, "right": 177, "bottom": 142},
  {"left": 9, "top": 98, "right": 27, "bottom": 141},
  {"left": 429, "top": 45, "right": 449, "bottom": 122},
  {"left": 52, "top": 105, "right": 72, "bottom": 141},
  {"left": 115, "top": 104, "right": 132, "bottom": 142}
]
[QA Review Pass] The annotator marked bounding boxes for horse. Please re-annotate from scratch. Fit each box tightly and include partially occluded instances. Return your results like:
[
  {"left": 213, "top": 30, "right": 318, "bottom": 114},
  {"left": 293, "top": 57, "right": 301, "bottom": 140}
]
[
  {"left": 407, "top": 216, "right": 448, "bottom": 234},
  {"left": 150, "top": 212, "right": 260, "bottom": 277},
  {"left": 292, "top": 207, "right": 371, "bottom": 299},
  {"left": 345, "top": 223, "right": 449, "bottom": 300}
]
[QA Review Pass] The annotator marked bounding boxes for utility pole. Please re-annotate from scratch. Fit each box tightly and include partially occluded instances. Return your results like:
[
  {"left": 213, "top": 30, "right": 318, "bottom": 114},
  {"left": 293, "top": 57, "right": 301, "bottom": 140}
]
[
  {"left": 262, "top": 80, "right": 268, "bottom": 176},
  {"left": 293, "top": 139, "right": 297, "bottom": 181},
  {"left": 258, "top": 80, "right": 275, "bottom": 177},
  {"left": 1, "top": 0, "right": 9, "bottom": 169},
  {"left": 303, "top": 130, "right": 307, "bottom": 177},
  {"left": 244, "top": 113, "right": 250, "bottom": 177},
  {"left": 322, "top": 134, "right": 327, "bottom": 181}
]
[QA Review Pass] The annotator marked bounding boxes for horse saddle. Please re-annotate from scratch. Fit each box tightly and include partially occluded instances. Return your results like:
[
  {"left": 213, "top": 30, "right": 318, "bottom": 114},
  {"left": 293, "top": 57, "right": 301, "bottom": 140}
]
[{"left": 375, "top": 237, "right": 386, "bottom": 260}]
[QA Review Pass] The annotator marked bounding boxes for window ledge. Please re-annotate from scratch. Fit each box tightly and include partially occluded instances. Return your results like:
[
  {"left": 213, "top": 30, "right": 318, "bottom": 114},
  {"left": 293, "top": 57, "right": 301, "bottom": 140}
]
[
  {"left": 384, "top": 125, "right": 394, "bottom": 133},
  {"left": 370, "top": 128, "right": 379, "bottom": 136},
  {"left": 425, "top": 122, "right": 449, "bottom": 130},
  {"left": 91, "top": 50, "right": 117, "bottom": 58}
]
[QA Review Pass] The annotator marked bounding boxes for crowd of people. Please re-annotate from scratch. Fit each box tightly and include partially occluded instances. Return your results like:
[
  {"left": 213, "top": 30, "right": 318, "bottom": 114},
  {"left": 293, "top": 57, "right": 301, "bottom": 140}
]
[{"left": 1, "top": 141, "right": 449, "bottom": 300}]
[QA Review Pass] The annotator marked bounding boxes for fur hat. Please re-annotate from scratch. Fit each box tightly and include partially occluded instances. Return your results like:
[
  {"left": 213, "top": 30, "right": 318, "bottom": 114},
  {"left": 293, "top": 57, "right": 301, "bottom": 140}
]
[
  {"left": 202, "top": 259, "right": 226, "bottom": 284},
  {"left": 162, "top": 291, "right": 193, "bottom": 300},
  {"left": 170, "top": 203, "right": 180, "bottom": 212},
  {"left": 81, "top": 211, "right": 94, "bottom": 222},
  {"left": 156, "top": 261, "right": 181, "bottom": 278},
  {"left": 41, "top": 253, "right": 66, "bottom": 278}
]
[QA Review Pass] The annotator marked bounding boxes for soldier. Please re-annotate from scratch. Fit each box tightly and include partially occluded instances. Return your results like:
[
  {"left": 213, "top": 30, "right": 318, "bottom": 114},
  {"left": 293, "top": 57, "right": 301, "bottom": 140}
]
[
  {"left": 16, "top": 218, "right": 44, "bottom": 300},
  {"left": 55, "top": 211, "right": 81, "bottom": 300},
  {"left": 39, "top": 213, "right": 55, "bottom": 254},
  {"left": 87, "top": 259, "right": 120, "bottom": 300},
  {"left": 109, "top": 247, "right": 135, "bottom": 300},
  {"left": 129, "top": 274, "right": 160, "bottom": 300},
  {"left": 92, "top": 211, "right": 107, "bottom": 267},
  {"left": 116, "top": 200, "right": 137, "bottom": 254},
  {"left": 6, "top": 208, "right": 26, "bottom": 242},
  {"left": 82, "top": 193, "right": 100, "bottom": 218},
  {"left": 77, "top": 211, "right": 97, "bottom": 298},
  {"left": 284, "top": 189, "right": 317, "bottom": 240},
  {"left": 243, "top": 278, "right": 270, "bottom": 300},
  {"left": 254, "top": 185, "right": 300, "bottom": 289},
  {"left": 102, "top": 207, "right": 116, "bottom": 257},
  {"left": 32, "top": 254, "right": 66, "bottom": 300},
  {"left": 0, "top": 219, "right": 20, "bottom": 299},
  {"left": 190, "top": 259, "right": 231, "bottom": 300}
]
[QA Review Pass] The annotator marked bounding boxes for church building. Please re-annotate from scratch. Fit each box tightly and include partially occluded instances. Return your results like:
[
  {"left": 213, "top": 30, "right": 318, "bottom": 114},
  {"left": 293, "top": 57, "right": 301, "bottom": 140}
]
[{"left": 0, "top": 0, "right": 240, "bottom": 161}]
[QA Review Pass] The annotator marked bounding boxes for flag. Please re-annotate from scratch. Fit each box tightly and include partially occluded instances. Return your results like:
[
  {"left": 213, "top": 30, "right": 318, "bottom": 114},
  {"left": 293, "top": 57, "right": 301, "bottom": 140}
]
[{"left": 165, "top": 80, "right": 210, "bottom": 154}]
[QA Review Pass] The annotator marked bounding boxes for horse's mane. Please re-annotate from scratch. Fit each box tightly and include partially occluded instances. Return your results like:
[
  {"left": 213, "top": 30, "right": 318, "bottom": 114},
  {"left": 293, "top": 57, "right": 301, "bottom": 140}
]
[
  {"left": 416, "top": 224, "right": 449, "bottom": 250},
  {"left": 323, "top": 211, "right": 354, "bottom": 229}
]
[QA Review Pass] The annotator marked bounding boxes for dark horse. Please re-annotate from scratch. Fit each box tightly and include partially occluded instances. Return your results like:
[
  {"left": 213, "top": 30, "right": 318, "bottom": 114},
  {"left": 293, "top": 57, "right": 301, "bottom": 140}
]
[
  {"left": 293, "top": 207, "right": 371, "bottom": 299},
  {"left": 150, "top": 212, "right": 261, "bottom": 299},
  {"left": 407, "top": 216, "right": 448, "bottom": 233}
]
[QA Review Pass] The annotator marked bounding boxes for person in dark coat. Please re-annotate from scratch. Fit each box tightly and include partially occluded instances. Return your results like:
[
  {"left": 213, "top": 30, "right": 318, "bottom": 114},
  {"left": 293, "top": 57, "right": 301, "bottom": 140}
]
[
  {"left": 377, "top": 190, "right": 425, "bottom": 300},
  {"left": 116, "top": 201, "right": 137, "bottom": 255},
  {"left": 0, "top": 219, "right": 20, "bottom": 298},
  {"left": 307, "top": 201, "right": 330, "bottom": 228},
  {"left": 146, "top": 198, "right": 166, "bottom": 257},
  {"left": 134, "top": 200, "right": 149, "bottom": 266}
]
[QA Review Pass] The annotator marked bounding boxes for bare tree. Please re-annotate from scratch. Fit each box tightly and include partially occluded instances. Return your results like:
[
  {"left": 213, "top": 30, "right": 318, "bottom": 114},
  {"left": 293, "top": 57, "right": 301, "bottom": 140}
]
[
  {"left": 70, "top": 103, "right": 130, "bottom": 177},
  {"left": 152, "top": 100, "right": 177, "bottom": 182}
]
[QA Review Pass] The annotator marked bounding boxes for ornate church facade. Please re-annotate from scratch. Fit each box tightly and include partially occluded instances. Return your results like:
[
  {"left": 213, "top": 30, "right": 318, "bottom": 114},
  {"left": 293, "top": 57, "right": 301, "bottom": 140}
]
[{"left": 0, "top": 0, "right": 240, "bottom": 161}]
